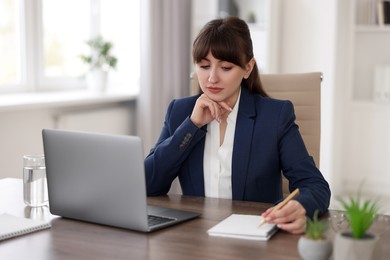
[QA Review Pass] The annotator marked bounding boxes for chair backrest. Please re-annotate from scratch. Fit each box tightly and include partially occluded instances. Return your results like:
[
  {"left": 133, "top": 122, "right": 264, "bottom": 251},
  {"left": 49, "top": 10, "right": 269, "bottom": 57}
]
[
  {"left": 261, "top": 72, "right": 322, "bottom": 195},
  {"left": 190, "top": 72, "right": 322, "bottom": 195}
]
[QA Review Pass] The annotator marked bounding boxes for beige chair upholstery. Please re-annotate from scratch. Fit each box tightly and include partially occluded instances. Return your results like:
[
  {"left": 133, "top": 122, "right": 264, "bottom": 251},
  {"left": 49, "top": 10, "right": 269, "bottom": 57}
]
[
  {"left": 261, "top": 72, "right": 322, "bottom": 195},
  {"left": 190, "top": 72, "right": 322, "bottom": 195}
]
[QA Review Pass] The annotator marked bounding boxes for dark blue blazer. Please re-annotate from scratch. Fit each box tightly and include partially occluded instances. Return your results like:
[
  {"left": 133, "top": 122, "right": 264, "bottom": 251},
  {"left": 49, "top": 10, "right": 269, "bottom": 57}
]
[{"left": 145, "top": 87, "right": 330, "bottom": 217}]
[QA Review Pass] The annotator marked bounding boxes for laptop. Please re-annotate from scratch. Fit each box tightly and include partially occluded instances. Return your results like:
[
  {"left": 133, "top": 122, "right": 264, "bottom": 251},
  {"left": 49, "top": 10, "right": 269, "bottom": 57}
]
[{"left": 42, "top": 128, "right": 200, "bottom": 232}]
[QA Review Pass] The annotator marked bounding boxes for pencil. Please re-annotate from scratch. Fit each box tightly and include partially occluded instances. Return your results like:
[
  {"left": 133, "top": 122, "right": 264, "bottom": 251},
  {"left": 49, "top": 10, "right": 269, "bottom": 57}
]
[{"left": 258, "top": 188, "right": 300, "bottom": 228}]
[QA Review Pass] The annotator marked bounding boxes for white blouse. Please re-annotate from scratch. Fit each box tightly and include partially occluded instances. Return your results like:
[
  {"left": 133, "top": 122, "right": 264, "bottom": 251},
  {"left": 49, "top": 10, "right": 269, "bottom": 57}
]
[{"left": 203, "top": 91, "right": 240, "bottom": 199}]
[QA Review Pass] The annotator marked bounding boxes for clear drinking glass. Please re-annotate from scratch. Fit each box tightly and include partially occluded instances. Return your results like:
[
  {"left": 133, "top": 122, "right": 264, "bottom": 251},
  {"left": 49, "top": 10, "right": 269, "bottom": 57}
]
[{"left": 23, "top": 154, "right": 48, "bottom": 207}]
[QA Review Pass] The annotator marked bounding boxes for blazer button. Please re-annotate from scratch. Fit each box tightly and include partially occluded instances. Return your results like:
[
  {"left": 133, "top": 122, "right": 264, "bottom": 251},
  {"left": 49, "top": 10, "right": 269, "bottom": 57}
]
[
  {"left": 180, "top": 133, "right": 192, "bottom": 149},
  {"left": 184, "top": 133, "right": 192, "bottom": 141}
]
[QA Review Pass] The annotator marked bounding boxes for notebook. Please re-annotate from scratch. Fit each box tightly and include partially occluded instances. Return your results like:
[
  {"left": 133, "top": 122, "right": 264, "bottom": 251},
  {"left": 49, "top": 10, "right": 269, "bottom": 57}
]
[
  {"left": 0, "top": 213, "right": 51, "bottom": 241},
  {"left": 42, "top": 128, "right": 200, "bottom": 232},
  {"left": 207, "top": 214, "right": 278, "bottom": 241}
]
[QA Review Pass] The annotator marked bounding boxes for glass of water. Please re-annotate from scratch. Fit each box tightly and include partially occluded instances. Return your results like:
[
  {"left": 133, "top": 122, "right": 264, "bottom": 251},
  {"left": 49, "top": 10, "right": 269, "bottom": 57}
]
[{"left": 23, "top": 154, "right": 48, "bottom": 207}]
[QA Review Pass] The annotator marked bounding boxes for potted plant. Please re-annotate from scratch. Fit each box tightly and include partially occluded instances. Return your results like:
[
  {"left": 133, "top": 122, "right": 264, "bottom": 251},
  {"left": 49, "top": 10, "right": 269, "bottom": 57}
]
[
  {"left": 333, "top": 192, "right": 381, "bottom": 260},
  {"left": 80, "top": 35, "right": 118, "bottom": 92},
  {"left": 298, "top": 209, "right": 332, "bottom": 260}
]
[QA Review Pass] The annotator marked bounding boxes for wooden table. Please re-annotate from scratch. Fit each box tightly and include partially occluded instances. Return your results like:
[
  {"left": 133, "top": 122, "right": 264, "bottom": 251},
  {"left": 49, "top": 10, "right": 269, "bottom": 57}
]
[{"left": 1, "top": 178, "right": 389, "bottom": 259}]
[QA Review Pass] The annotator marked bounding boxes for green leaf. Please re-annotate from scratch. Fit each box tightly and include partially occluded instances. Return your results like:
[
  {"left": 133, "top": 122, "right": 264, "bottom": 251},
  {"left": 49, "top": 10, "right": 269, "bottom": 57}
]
[
  {"left": 80, "top": 35, "right": 117, "bottom": 70},
  {"left": 337, "top": 193, "right": 379, "bottom": 239},
  {"left": 305, "top": 209, "right": 328, "bottom": 240}
]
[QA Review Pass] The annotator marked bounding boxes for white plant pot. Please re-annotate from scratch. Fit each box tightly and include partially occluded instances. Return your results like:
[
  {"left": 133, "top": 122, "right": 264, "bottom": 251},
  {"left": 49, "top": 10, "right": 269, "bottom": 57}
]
[
  {"left": 86, "top": 69, "right": 108, "bottom": 92},
  {"left": 333, "top": 232, "right": 381, "bottom": 260},
  {"left": 298, "top": 236, "right": 332, "bottom": 260}
]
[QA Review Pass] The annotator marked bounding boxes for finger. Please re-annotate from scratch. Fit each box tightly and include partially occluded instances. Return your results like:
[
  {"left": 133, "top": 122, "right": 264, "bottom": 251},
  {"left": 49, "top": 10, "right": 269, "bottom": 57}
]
[
  {"left": 212, "top": 102, "right": 222, "bottom": 123},
  {"left": 200, "top": 95, "right": 221, "bottom": 117},
  {"left": 218, "top": 101, "right": 232, "bottom": 112},
  {"left": 191, "top": 95, "right": 219, "bottom": 127},
  {"left": 199, "top": 95, "right": 221, "bottom": 121},
  {"left": 277, "top": 217, "right": 307, "bottom": 234},
  {"left": 261, "top": 207, "right": 275, "bottom": 218},
  {"left": 273, "top": 201, "right": 303, "bottom": 217},
  {"left": 268, "top": 201, "right": 305, "bottom": 223},
  {"left": 199, "top": 99, "right": 216, "bottom": 118}
]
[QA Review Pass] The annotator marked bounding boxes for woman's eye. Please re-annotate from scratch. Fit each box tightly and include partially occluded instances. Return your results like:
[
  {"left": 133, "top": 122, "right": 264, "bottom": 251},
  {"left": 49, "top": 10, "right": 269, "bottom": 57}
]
[
  {"left": 199, "top": 65, "right": 210, "bottom": 69},
  {"left": 222, "top": 66, "right": 232, "bottom": 71}
]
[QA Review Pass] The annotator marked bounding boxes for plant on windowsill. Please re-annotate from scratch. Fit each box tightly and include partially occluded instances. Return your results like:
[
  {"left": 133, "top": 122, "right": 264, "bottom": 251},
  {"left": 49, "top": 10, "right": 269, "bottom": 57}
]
[
  {"left": 80, "top": 35, "right": 118, "bottom": 92},
  {"left": 333, "top": 190, "right": 381, "bottom": 260},
  {"left": 297, "top": 209, "right": 332, "bottom": 260}
]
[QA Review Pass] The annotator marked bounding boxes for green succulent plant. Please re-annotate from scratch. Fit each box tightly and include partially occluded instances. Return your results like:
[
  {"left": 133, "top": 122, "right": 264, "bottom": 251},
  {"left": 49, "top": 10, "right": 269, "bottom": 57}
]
[
  {"left": 80, "top": 35, "right": 117, "bottom": 70},
  {"left": 305, "top": 209, "right": 328, "bottom": 240},
  {"left": 338, "top": 193, "right": 379, "bottom": 239}
]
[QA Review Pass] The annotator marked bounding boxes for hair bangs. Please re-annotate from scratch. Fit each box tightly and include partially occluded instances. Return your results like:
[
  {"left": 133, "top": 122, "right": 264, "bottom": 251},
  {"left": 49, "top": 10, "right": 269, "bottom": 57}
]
[{"left": 193, "top": 26, "right": 245, "bottom": 68}]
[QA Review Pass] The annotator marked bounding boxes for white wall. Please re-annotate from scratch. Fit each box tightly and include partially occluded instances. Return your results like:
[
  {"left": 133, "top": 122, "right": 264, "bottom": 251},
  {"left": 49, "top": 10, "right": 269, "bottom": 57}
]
[
  {"left": 277, "top": 0, "right": 337, "bottom": 190},
  {"left": 279, "top": 1, "right": 390, "bottom": 214},
  {"left": 333, "top": 0, "right": 390, "bottom": 206},
  {"left": 0, "top": 101, "right": 136, "bottom": 179},
  {"left": 1, "top": 110, "right": 54, "bottom": 179},
  {"left": 331, "top": 0, "right": 355, "bottom": 199}
]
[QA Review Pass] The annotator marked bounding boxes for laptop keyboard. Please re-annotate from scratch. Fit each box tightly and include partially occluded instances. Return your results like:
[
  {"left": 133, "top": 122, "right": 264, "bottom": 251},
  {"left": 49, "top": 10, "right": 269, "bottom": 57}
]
[{"left": 148, "top": 215, "right": 176, "bottom": 227}]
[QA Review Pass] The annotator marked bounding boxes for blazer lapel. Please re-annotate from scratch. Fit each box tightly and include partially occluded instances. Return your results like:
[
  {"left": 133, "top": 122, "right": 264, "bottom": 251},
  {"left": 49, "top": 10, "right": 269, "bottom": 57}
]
[{"left": 232, "top": 88, "right": 256, "bottom": 200}]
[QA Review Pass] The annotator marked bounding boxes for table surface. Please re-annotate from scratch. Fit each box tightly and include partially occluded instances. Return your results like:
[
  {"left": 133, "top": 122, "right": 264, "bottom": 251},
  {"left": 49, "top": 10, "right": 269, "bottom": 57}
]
[{"left": 1, "top": 178, "right": 389, "bottom": 260}]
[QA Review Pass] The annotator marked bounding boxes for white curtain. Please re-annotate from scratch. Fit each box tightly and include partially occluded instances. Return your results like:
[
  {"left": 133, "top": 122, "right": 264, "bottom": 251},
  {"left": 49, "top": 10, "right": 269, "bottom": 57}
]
[{"left": 138, "top": 0, "right": 192, "bottom": 154}]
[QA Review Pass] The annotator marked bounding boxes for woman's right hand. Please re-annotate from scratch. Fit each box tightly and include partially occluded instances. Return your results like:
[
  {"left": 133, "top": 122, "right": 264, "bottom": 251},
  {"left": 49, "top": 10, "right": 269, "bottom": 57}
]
[{"left": 190, "top": 94, "right": 232, "bottom": 128}]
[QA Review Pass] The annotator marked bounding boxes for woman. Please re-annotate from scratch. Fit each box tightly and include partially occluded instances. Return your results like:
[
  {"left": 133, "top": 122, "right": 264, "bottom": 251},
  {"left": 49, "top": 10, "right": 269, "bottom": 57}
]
[{"left": 144, "top": 16, "right": 330, "bottom": 234}]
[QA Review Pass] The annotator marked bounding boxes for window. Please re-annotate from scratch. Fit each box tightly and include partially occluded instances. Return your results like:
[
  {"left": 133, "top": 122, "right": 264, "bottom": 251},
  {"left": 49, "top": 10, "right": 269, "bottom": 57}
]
[
  {"left": 0, "top": 0, "right": 140, "bottom": 93},
  {"left": 0, "top": 0, "right": 22, "bottom": 89},
  {"left": 99, "top": 0, "right": 140, "bottom": 90}
]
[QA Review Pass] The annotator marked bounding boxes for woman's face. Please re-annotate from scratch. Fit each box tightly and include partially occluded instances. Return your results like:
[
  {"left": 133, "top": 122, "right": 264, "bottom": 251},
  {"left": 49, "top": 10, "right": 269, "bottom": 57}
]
[{"left": 195, "top": 51, "right": 254, "bottom": 107}]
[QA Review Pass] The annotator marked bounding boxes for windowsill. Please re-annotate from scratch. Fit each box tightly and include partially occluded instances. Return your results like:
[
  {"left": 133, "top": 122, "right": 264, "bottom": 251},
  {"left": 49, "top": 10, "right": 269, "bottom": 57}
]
[{"left": 0, "top": 88, "right": 138, "bottom": 112}]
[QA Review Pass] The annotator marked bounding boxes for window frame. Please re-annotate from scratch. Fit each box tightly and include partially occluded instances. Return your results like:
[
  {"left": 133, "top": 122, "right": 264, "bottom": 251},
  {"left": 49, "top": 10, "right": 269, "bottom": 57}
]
[
  {"left": 0, "top": 0, "right": 114, "bottom": 93},
  {"left": 35, "top": 0, "right": 93, "bottom": 91},
  {"left": 0, "top": 0, "right": 25, "bottom": 93}
]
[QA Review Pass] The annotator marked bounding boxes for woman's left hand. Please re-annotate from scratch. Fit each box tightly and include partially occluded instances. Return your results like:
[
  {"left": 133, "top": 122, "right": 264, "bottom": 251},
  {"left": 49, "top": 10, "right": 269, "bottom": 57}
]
[{"left": 261, "top": 200, "right": 307, "bottom": 234}]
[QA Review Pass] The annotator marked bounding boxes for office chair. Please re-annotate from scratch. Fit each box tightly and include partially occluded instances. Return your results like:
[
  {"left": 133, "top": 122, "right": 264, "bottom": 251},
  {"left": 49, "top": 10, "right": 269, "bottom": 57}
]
[
  {"left": 261, "top": 72, "right": 322, "bottom": 195},
  {"left": 189, "top": 71, "right": 322, "bottom": 196}
]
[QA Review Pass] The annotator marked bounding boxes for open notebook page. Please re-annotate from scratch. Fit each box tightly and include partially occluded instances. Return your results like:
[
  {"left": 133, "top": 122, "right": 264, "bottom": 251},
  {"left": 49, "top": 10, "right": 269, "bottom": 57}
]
[{"left": 207, "top": 214, "right": 278, "bottom": 241}]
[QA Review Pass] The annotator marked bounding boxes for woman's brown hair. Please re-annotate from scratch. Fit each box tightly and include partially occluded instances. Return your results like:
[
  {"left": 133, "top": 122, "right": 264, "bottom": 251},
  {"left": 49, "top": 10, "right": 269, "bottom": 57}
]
[{"left": 192, "top": 16, "right": 267, "bottom": 97}]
